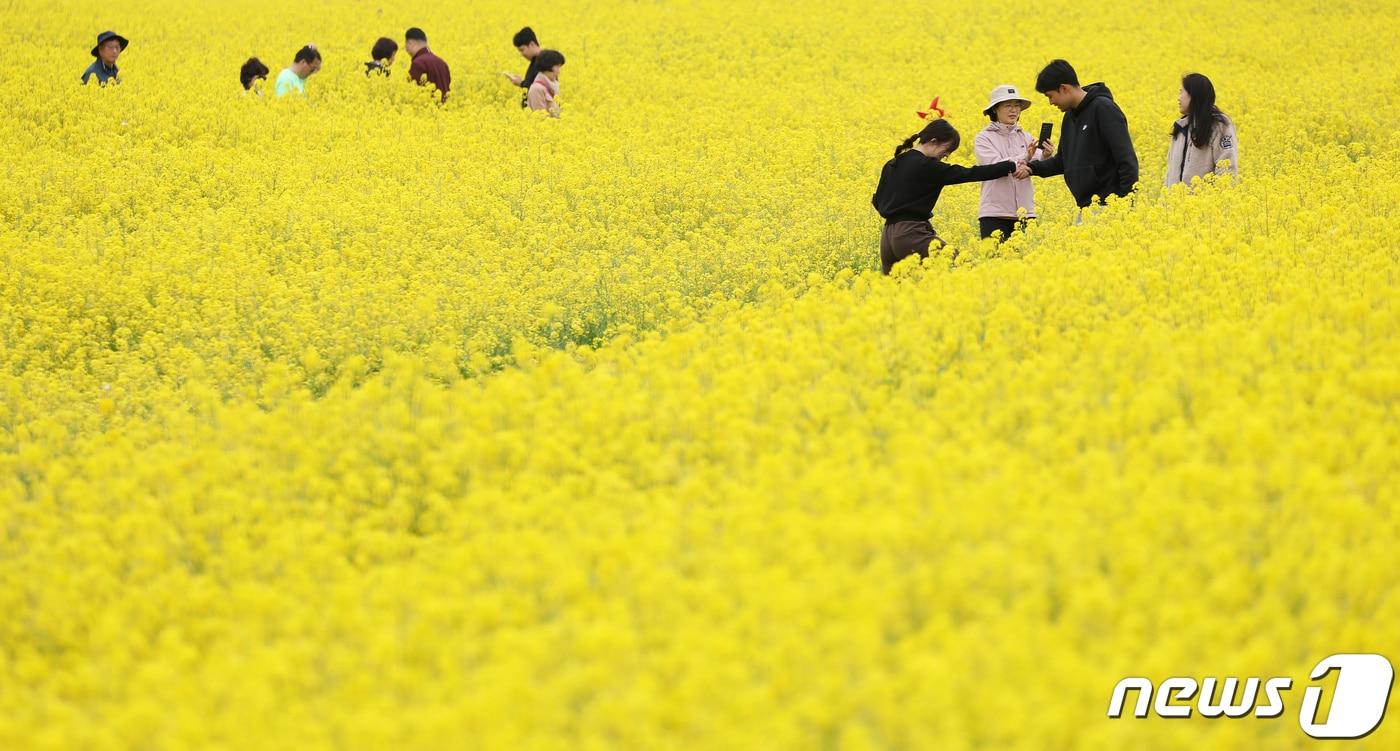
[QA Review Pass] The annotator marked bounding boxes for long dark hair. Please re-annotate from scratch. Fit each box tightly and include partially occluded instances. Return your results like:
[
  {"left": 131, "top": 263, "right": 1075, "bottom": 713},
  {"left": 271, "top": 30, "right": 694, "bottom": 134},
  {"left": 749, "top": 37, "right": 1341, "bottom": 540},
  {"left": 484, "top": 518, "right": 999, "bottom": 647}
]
[
  {"left": 894, "top": 119, "right": 961, "bottom": 158},
  {"left": 1180, "top": 73, "right": 1228, "bottom": 149}
]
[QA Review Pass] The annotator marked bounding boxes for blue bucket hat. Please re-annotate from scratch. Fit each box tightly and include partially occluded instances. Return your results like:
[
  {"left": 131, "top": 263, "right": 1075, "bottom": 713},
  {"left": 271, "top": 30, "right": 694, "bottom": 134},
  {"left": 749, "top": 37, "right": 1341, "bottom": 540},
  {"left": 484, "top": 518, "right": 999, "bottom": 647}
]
[{"left": 91, "top": 30, "right": 130, "bottom": 58}]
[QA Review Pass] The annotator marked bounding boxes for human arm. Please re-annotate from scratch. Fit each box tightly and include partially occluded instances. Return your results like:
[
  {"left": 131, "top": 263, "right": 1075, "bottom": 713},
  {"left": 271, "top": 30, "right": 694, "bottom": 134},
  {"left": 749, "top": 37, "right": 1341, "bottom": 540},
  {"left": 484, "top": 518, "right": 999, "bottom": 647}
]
[
  {"left": 1029, "top": 150, "right": 1064, "bottom": 178},
  {"left": 526, "top": 83, "right": 549, "bottom": 111},
  {"left": 931, "top": 159, "right": 1017, "bottom": 186},
  {"left": 1099, "top": 103, "right": 1139, "bottom": 196},
  {"left": 1019, "top": 133, "right": 1052, "bottom": 178},
  {"left": 973, "top": 132, "right": 1001, "bottom": 166},
  {"left": 518, "top": 60, "right": 539, "bottom": 89},
  {"left": 1213, "top": 121, "right": 1239, "bottom": 177}
]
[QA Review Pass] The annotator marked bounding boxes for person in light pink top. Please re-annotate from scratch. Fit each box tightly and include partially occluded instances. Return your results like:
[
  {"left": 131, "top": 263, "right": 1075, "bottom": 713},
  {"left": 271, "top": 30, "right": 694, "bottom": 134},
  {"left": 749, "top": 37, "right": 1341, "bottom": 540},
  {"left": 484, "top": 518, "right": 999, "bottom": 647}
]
[
  {"left": 527, "top": 49, "right": 565, "bottom": 117},
  {"left": 974, "top": 85, "right": 1056, "bottom": 241}
]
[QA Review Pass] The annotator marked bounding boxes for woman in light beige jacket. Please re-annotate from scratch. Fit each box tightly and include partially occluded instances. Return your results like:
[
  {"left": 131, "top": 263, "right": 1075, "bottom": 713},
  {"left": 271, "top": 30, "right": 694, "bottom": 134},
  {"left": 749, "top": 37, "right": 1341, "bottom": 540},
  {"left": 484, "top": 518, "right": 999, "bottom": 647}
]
[{"left": 1166, "top": 73, "right": 1238, "bottom": 187}]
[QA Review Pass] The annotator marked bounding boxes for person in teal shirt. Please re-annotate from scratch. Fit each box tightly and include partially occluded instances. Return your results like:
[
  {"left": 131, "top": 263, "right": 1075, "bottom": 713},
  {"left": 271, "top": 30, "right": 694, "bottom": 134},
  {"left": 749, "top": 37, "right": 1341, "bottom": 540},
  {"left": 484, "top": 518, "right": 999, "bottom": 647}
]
[{"left": 276, "top": 45, "right": 322, "bottom": 96}]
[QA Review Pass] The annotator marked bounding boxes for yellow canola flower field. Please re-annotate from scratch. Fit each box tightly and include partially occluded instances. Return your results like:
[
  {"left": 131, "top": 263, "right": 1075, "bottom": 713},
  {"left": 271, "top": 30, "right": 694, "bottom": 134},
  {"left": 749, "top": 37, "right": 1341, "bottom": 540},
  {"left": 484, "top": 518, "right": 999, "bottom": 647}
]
[{"left": 3, "top": 0, "right": 1400, "bottom": 749}]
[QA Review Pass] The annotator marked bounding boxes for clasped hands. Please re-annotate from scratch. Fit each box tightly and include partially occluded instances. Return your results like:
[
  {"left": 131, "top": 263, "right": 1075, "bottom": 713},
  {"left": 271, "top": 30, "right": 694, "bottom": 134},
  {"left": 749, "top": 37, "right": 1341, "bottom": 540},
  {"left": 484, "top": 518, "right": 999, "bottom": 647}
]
[{"left": 1013, "top": 138, "right": 1056, "bottom": 180}]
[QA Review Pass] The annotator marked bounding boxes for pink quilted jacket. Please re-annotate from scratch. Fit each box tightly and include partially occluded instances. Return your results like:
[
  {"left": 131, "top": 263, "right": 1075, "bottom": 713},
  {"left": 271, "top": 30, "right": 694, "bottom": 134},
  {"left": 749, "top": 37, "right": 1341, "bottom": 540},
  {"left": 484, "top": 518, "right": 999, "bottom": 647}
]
[{"left": 974, "top": 122, "right": 1044, "bottom": 219}]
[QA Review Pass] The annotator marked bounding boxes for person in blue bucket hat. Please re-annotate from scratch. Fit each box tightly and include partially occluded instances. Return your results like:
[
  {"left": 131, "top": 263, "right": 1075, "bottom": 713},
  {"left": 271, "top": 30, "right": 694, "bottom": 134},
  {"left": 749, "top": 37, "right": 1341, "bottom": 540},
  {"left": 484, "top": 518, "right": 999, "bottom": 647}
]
[{"left": 83, "top": 30, "right": 128, "bottom": 85}]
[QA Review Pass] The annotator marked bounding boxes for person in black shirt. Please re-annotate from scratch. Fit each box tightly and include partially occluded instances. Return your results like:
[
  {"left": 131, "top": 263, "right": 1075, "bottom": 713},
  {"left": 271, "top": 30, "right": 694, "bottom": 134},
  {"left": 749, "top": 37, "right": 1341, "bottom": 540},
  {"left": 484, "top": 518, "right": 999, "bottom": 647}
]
[
  {"left": 365, "top": 37, "right": 398, "bottom": 76},
  {"left": 503, "top": 27, "right": 543, "bottom": 108},
  {"left": 872, "top": 119, "right": 1025, "bottom": 274}
]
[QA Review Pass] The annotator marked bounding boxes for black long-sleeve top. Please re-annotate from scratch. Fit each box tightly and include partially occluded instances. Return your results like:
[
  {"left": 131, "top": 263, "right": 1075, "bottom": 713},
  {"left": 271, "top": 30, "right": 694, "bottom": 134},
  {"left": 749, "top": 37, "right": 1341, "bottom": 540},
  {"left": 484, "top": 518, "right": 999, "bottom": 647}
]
[
  {"left": 873, "top": 151, "right": 1016, "bottom": 224},
  {"left": 517, "top": 56, "right": 542, "bottom": 107}
]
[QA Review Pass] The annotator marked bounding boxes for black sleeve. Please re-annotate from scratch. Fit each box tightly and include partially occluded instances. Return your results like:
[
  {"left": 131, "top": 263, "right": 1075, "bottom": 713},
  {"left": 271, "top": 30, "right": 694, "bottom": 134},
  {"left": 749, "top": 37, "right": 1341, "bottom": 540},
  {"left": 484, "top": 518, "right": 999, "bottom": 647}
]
[
  {"left": 1030, "top": 114, "right": 1068, "bottom": 178},
  {"left": 1030, "top": 153, "right": 1064, "bottom": 178},
  {"left": 1099, "top": 102, "right": 1139, "bottom": 195},
  {"left": 931, "top": 160, "right": 1016, "bottom": 186}
]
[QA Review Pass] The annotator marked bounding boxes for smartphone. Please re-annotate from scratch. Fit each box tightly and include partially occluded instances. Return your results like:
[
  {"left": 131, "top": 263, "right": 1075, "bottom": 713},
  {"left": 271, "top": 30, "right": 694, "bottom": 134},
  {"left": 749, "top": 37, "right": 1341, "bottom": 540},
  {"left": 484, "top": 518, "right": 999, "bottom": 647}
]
[{"left": 1038, "top": 122, "right": 1054, "bottom": 146}]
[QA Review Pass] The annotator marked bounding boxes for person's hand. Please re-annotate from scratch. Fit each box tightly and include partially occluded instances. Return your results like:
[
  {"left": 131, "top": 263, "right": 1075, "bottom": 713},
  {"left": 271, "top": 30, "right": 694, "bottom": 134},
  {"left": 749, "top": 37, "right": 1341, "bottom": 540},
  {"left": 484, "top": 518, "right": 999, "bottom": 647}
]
[
  {"left": 1013, "top": 162, "right": 1032, "bottom": 180},
  {"left": 503, "top": 72, "right": 523, "bottom": 85},
  {"left": 1038, "top": 139, "right": 1056, "bottom": 157}
]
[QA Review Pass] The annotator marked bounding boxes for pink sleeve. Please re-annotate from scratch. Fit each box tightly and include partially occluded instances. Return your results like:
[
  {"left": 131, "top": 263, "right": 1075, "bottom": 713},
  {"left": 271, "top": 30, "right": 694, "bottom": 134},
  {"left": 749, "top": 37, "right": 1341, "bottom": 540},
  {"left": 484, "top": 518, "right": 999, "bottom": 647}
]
[{"left": 973, "top": 132, "right": 1001, "bottom": 165}]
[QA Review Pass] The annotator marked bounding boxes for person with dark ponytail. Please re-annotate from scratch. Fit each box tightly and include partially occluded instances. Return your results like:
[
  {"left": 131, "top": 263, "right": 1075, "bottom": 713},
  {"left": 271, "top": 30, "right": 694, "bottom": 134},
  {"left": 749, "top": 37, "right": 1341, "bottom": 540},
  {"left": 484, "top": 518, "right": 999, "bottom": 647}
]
[
  {"left": 871, "top": 119, "right": 1025, "bottom": 274},
  {"left": 1165, "top": 73, "right": 1238, "bottom": 187}
]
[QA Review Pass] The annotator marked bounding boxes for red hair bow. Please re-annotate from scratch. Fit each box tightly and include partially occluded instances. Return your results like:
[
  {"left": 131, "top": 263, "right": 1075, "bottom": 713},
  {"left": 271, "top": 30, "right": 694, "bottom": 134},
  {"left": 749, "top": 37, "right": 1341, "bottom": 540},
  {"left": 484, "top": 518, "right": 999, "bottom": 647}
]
[{"left": 917, "top": 96, "right": 947, "bottom": 120}]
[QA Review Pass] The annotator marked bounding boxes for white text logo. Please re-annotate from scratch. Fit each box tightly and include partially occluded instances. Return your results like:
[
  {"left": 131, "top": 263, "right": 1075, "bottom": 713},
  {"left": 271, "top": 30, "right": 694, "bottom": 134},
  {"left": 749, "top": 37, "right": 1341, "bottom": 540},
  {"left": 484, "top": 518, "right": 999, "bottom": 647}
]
[{"left": 1108, "top": 653, "right": 1394, "bottom": 739}]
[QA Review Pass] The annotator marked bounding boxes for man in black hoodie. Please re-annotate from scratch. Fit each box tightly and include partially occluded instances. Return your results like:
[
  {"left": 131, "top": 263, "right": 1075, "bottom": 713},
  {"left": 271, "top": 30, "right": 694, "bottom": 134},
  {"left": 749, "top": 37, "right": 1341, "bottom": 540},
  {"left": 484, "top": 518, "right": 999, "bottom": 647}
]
[{"left": 1028, "top": 60, "right": 1139, "bottom": 210}]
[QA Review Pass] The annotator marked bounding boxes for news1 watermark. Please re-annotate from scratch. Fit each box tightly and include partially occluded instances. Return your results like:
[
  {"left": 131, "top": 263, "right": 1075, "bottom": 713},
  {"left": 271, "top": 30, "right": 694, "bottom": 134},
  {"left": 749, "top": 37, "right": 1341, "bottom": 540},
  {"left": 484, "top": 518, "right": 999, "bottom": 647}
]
[{"left": 1108, "top": 653, "right": 1394, "bottom": 739}]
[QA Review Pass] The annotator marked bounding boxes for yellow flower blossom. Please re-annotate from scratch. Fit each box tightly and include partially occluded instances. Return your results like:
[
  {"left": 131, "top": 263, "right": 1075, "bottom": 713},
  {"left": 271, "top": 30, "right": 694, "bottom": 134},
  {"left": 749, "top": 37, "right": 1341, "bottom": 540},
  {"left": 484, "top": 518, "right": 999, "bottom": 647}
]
[{"left": 2, "top": 0, "right": 1399, "bottom": 749}]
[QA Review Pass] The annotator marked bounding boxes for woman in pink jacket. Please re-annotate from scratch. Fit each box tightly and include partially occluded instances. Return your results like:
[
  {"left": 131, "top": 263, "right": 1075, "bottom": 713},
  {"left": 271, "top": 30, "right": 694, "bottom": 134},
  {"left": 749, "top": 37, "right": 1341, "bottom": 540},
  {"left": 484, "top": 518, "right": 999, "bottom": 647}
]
[{"left": 974, "top": 85, "right": 1054, "bottom": 241}]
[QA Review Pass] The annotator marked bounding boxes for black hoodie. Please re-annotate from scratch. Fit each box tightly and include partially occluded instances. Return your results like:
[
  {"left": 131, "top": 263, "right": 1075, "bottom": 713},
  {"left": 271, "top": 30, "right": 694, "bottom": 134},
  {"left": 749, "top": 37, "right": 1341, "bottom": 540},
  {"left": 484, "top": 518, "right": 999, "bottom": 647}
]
[{"left": 1030, "top": 83, "right": 1139, "bottom": 208}]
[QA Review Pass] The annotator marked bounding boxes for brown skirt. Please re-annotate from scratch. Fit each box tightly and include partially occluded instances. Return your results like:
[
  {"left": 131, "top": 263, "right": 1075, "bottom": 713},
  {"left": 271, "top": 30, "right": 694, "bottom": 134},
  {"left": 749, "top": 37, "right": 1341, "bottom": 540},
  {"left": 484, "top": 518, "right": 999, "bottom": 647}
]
[{"left": 880, "top": 220, "right": 946, "bottom": 274}]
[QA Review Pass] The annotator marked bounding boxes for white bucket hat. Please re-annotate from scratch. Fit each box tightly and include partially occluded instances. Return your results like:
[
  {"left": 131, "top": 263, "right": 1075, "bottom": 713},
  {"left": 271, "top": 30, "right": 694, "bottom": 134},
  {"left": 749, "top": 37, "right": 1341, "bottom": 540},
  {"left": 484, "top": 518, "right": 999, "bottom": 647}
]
[{"left": 984, "top": 84, "right": 1032, "bottom": 115}]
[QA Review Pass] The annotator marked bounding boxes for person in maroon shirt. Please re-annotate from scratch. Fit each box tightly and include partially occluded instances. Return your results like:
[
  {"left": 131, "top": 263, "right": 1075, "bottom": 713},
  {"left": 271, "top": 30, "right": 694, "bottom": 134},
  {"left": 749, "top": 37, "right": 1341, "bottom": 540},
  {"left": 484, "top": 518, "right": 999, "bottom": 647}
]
[{"left": 404, "top": 27, "right": 450, "bottom": 101}]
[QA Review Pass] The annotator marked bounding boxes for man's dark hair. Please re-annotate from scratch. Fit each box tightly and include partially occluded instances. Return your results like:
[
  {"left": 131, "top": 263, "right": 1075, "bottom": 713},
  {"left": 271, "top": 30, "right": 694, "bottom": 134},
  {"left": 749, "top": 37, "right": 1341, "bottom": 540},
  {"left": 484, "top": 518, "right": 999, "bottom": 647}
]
[
  {"left": 371, "top": 37, "right": 398, "bottom": 61},
  {"left": 293, "top": 45, "right": 321, "bottom": 64},
  {"left": 513, "top": 27, "right": 538, "bottom": 47},
  {"left": 537, "top": 49, "right": 565, "bottom": 70},
  {"left": 405, "top": 27, "right": 427, "bottom": 43},
  {"left": 1035, "top": 59, "right": 1079, "bottom": 93},
  {"left": 240, "top": 57, "right": 270, "bottom": 90}
]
